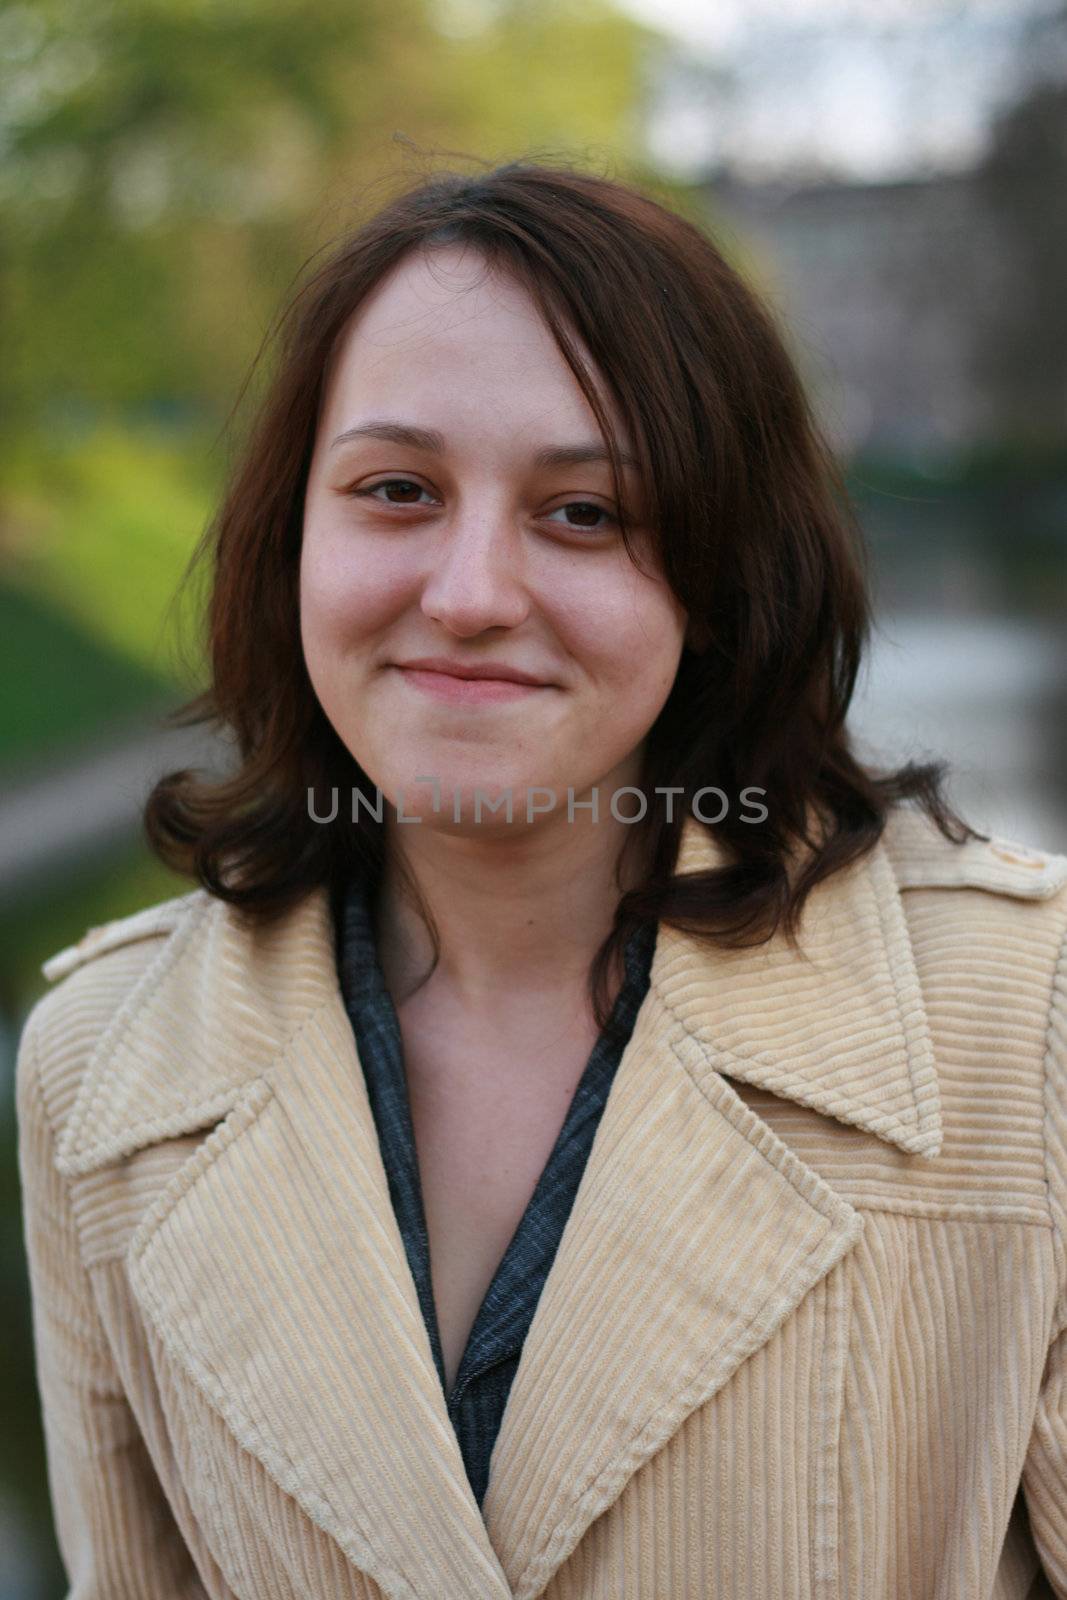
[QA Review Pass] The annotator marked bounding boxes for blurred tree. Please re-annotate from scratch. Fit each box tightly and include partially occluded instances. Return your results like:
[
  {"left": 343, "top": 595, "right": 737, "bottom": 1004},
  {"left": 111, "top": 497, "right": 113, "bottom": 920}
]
[
  {"left": 0, "top": 0, "right": 676, "bottom": 437},
  {"left": 1, "top": 0, "right": 399, "bottom": 421}
]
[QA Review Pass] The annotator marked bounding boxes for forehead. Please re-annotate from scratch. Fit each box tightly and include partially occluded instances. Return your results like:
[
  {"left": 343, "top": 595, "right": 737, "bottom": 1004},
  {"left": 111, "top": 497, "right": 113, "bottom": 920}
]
[
  {"left": 345, "top": 243, "right": 537, "bottom": 337},
  {"left": 319, "top": 245, "right": 627, "bottom": 447}
]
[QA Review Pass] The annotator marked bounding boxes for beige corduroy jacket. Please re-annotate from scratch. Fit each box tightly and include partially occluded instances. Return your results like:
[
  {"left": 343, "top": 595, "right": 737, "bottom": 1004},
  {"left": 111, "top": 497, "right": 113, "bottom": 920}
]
[{"left": 15, "top": 804, "right": 1067, "bottom": 1600}]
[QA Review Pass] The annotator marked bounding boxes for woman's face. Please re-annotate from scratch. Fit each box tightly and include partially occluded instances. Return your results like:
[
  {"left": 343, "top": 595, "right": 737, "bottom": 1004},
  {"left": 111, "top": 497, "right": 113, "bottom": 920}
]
[{"left": 300, "top": 243, "right": 692, "bottom": 834}]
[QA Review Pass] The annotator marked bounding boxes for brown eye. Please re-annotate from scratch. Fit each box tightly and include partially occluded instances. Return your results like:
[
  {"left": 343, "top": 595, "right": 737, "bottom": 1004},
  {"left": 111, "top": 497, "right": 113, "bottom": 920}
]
[
  {"left": 355, "top": 478, "right": 432, "bottom": 505},
  {"left": 547, "top": 501, "right": 617, "bottom": 531}
]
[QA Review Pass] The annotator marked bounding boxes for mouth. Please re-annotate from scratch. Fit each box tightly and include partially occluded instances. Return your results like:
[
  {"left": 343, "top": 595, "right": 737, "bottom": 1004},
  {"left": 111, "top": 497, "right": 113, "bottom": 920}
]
[
  {"left": 392, "top": 665, "right": 551, "bottom": 704},
  {"left": 394, "top": 655, "right": 551, "bottom": 686}
]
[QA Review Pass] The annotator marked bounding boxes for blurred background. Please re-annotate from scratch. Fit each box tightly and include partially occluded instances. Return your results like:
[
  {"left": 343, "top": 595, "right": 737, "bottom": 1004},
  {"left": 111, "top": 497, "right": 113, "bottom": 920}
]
[{"left": 2, "top": 0, "right": 1066, "bottom": 1590}]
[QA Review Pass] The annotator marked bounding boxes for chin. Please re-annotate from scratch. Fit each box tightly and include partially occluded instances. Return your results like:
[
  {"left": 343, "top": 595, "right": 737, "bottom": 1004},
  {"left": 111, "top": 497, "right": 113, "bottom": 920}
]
[{"left": 388, "top": 774, "right": 544, "bottom": 827}]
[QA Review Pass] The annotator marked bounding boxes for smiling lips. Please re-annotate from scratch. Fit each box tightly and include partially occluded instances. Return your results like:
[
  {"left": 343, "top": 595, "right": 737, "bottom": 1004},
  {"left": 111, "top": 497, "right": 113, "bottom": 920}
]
[
  {"left": 395, "top": 655, "right": 550, "bottom": 685},
  {"left": 392, "top": 655, "right": 554, "bottom": 705}
]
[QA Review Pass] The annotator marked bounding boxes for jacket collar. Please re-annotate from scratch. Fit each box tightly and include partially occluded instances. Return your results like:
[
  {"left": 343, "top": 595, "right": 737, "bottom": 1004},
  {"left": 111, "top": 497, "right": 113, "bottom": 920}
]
[
  {"left": 663, "top": 809, "right": 943, "bottom": 1158},
  {"left": 52, "top": 812, "right": 941, "bottom": 1600},
  {"left": 55, "top": 809, "right": 941, "bottom": 1178}
]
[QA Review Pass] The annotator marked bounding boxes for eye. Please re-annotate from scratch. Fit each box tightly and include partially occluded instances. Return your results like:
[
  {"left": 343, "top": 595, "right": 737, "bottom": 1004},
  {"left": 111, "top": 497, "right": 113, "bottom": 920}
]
[
  {"left": 545, "top": 501, "right": 618, "bottom": 532},
  {"left": 347, "top": 480, "right": 617, "bottom": 532},
  {"left": 351, "top": 477, "right": 436, "bottom": 506}
]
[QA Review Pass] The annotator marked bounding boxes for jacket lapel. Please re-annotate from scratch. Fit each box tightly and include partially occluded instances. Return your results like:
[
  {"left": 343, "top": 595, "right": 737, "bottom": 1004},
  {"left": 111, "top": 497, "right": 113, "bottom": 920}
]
[
  {"left": 481, "top": 817, "right": 943, "bottom": 1598},
  {"left": 56, "top": 887, "right": 516, "bottom": 1600},
  {"left": 53, "top": 812, "right": 942, "bottom": 1600}
]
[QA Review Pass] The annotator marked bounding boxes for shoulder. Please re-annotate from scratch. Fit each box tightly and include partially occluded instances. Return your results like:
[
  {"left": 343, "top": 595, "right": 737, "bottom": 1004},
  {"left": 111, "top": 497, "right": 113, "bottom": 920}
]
[
  {"left": 877, "top": 803, "right": 1067, "bottom": 1095},
  {"left": 17, "top": 888, "right": 211, "bottom": 1138},
  {"left": 879, "top": 801, "right": 1067, "bottom": 904},
  {"left": 881, "top": 807, "right": 1067, "bottom": 1308},
  {"left": 38, "top": 888, "right": 209, "bottom": 984},
  {"left": 878, "top": 804, "right": 1067, "bottom": 1022},
  {"left": 17, "top": 881, "right": 335, "bottom": 1180},
  {"left": 881, "top": 804, "right": 1067, "bottom": 1228}
]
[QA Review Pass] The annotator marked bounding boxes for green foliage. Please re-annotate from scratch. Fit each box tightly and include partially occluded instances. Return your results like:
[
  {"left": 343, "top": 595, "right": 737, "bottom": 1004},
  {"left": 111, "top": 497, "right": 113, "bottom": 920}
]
[
  {"left": 2, "top": 423, "right": 218, "bottom": 686},
  {"left": 1, "top": 0, "right": 384, "bottom": 412},
  {"left": 1, "top": 0, "right": 674, "bottom": 423},
  {"left": 0, "top": 580, "right": 175, "bottom": 772}
]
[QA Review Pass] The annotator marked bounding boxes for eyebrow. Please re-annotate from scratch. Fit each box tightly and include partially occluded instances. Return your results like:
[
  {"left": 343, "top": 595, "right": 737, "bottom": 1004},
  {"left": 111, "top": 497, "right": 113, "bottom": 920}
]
[{"left": 328, "top": 419, "right": 640, "bottom": 473}]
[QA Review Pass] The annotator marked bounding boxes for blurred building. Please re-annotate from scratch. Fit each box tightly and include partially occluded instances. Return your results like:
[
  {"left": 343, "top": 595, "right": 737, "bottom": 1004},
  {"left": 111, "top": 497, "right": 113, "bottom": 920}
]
[
  {"left": 703, "top": 167, "right": 1011, "bottom": 460},
  {"left": 696, "top": 139, "right": 1067, "bottom": 850},
  {"left": 696, "top": 64, "right": 1067, "bottom": 463}
]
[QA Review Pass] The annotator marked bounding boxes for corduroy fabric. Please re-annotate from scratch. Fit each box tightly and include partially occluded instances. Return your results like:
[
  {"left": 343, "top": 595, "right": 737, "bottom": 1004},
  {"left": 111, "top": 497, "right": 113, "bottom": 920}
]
[
  {"left": 15, "top": 803, "right": 1067, "bottom": 1600},
  {"left": 333, "top": 871, "right": 656, "bottom": 1508}
]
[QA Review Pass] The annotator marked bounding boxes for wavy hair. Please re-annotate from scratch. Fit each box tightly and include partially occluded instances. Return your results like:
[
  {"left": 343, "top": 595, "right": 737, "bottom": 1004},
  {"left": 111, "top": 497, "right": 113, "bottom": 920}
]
[{"left": 145, "top": 158, "right": 984, "bottom": 1035}]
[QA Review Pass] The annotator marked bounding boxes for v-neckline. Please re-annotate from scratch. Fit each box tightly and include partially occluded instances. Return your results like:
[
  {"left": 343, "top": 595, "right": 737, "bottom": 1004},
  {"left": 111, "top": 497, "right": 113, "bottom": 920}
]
[{"left": 334, "top": 875, "right": 657, "bottom": 1410}]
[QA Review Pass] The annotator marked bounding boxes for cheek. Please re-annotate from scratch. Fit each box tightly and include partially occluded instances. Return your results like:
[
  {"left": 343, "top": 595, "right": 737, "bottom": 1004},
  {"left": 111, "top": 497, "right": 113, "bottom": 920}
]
[
  {"left": 573, "top": 574, "right": 687, "bottom": 704},
  {"left": 298, "top": 526, "right": 405, "bottom": 662}
]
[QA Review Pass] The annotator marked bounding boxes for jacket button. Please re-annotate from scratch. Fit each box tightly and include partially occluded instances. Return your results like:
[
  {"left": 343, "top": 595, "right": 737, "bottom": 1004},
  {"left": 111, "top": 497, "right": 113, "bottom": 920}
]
[{"left": 989, "top": 843, "right": 1044, "bottom": 867}]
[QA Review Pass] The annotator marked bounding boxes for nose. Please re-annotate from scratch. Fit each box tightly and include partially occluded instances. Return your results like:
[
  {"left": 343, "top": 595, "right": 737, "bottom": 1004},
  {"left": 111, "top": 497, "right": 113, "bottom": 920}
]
[{"left": 419, "top": 505, "right": 531, "bottom": 637}]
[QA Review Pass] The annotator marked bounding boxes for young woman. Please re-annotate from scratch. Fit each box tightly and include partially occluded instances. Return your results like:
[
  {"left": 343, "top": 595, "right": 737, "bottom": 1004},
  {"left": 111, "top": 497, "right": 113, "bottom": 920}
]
[{"left": 17, "top": 161, "right": 1067, "bottom": 1599}]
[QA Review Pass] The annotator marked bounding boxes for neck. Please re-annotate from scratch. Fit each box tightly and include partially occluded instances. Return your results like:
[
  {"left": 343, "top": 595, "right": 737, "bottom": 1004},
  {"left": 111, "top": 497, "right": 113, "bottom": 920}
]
[{"left": 374, "top": 810, "right": 650, "bottom": 1015}]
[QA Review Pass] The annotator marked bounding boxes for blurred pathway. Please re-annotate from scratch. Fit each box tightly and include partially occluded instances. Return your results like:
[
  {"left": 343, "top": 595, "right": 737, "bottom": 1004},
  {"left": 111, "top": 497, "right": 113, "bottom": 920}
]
[
  {"left": 849, "top": 610, "right": 1067, "bottom": 853},
  {"left": 0, "top": 718, "right": 231, "bottom": 899}
]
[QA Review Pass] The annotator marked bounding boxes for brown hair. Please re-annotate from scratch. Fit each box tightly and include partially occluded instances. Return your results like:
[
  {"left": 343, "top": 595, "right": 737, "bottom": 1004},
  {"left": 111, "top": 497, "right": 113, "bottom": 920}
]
[{"left": 145, "top": 158, "right": 984, "bottom": 1035}]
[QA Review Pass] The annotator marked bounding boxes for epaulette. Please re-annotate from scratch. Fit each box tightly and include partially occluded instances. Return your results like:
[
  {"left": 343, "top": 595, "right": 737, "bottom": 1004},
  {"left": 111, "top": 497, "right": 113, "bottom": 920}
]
[
  {"left": 40, "top": 890, "right": 204, "bottom": 983},
  {"left": 881, "top": 805, "right": 1067, "bottom": 901}
]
